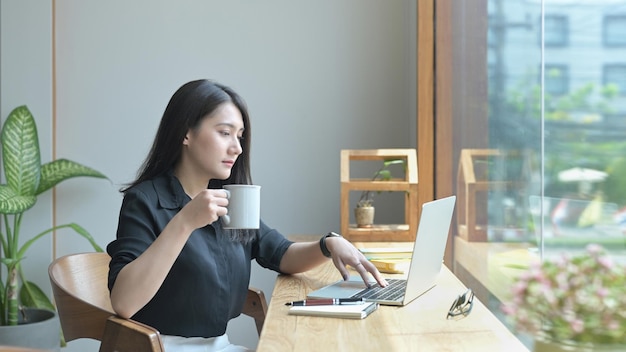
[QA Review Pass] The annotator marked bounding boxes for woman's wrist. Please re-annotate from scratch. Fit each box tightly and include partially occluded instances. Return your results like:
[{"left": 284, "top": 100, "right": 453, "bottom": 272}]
[{"left": 319, "top": 232, "right": 342, "bottom": 258}]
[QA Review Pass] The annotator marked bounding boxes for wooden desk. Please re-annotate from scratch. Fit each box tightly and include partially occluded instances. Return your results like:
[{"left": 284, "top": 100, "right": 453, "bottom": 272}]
[
  {"left": 257, "top": 261, "right": 529, "bottom": 352},
  {"left": 0, "top": 347, "right": 49, "bottom": 352}
]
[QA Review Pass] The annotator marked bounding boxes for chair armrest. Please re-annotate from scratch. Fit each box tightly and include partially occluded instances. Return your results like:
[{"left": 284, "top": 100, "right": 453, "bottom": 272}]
[
  {"left": 243, "top": 286, "right": 268, "bottom": 335},
  {"left": 100, "top": 286, "right": 266, "bottom": 352},
  {"left": 99, "top": 316, "right": 164, "bottom": 352}
]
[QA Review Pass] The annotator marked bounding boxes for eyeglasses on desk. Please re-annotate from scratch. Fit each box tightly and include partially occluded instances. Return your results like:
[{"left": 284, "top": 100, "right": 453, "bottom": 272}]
[{"left": 447, "top": 288, "right": 474, "bottom": 319}]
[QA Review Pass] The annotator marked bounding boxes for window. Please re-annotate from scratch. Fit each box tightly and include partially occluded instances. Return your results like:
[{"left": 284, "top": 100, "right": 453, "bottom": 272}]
[
  {"left": 441, "top": 3, "right": 626, "bottom": 350},
  {"left": 488, "top": 15, "right": 497, "bottom": 48},
  {"left": 545, "top": 64, "right": 569, "bottom": 96},
  {"left": 603, "top": 64, "right": 626, "bottom": 96},
  {"left": 603, "top": 15, "right": 626, "bottom": 47},
  {"left": 544, "top": 15, "right": 568, "bottom": 47}
]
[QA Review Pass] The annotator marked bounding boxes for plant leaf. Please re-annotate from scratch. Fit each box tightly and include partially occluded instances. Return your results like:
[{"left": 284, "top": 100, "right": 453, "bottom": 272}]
[
  {"left": 1, "top": 106, "right": 41, "bottom": 196},
  {"left": 383, "top": 159, "right": 404, "bottom": 167},
  {"left": 0, "top": 185, "right": 37, "bottom": 214},
  {"left": 18, "top": 223, "right": 104, "bottom": 260},
  {"left": 36, "top": 159, "right": 108, "bottom": 195},
  {"left": 377, "top": 170, "right": 392, "bottom": 181},
  {"left": 19, "top": 281, "right": 55, "bottom": 311},
  {"left": 0, "top": 257, "right": 21, "bottom": 266},
  {"left": 65, "top": 223, "right": 104, "bottom": 252}
]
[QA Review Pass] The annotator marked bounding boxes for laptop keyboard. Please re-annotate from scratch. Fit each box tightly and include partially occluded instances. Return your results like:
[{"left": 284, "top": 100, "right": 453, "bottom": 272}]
[{"left": 352, "top": 279, "right": 406, "bottom": 301}]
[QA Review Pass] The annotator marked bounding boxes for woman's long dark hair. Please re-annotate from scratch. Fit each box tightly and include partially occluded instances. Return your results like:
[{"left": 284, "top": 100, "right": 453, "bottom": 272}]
[{"left": 123, "top": 79, "right": 255, "bottom": 243}]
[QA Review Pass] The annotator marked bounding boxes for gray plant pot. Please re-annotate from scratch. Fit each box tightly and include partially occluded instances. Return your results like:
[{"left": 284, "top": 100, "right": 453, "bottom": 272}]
[
  {"left": 0, "top": 308, "right": 60, "bottom": 351},
  {"left": 355, "top": 206, "right": 375, "bottom": 228}
]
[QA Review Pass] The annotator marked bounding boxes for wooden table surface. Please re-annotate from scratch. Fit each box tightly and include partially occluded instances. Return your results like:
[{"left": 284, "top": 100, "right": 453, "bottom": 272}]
[
  {"left": 0, "top": 347, "right": 49, "bottom": 352},
  {"left": 257, "top": 260, "right": 530, "bottom": 352}
]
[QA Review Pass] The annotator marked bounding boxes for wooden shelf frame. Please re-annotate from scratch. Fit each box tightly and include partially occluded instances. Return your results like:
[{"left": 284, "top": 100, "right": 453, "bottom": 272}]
[{"left": 340, "top": 149, "right": 418, "bottom": 242}]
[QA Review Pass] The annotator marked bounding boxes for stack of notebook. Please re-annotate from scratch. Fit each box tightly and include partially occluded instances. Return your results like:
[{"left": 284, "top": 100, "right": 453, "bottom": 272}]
[
  {"left": 287, "top": 301, "right": 378, "bottom": 319},
  {"left": 358, "top": 246, "right": 413, "bottom": 274}
]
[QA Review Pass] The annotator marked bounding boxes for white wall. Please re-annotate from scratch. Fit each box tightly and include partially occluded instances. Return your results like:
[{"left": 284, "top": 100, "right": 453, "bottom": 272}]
[
  {"left": 0, "top": 0, "right": 56, "bottom": 330},
  {"left": 1, "top": 0, "right": 416, "bottom": 350}
]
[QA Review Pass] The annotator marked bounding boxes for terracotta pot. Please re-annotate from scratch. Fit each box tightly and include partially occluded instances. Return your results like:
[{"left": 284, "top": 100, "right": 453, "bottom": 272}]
[{"left": 354, "top": 206, "right": 375, "bottom": 228}]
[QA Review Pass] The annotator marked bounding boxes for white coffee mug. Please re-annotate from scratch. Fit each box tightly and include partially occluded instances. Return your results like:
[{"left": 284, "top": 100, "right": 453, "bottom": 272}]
[{"left": 221, "top": 184, "right": 261, "bottom": 229}]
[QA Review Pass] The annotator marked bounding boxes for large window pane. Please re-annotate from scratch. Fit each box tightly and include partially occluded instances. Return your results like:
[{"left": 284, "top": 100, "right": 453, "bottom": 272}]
[
  {"left": 447, "top": 0, "right": 626, "bottom": 348},
  {"left": 543, "top": 1, "right": 626, "bottom": 258}
]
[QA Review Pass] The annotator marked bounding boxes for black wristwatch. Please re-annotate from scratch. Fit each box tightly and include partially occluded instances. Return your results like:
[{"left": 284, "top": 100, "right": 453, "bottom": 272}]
[{"left": 319, "top": 232, "right": 342, "bottom": 258}]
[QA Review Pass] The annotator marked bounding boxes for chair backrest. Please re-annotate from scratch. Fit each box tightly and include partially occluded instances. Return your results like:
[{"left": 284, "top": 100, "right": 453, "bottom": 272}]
[
  {"left": 49, "top": 252, "right": 116, "bottom": 342},
  {"left": 49, "top": 252, "right": 265, "bottom": 351},
  {"left": 49, "top": 252, "right": 164, "bottom": 352}
]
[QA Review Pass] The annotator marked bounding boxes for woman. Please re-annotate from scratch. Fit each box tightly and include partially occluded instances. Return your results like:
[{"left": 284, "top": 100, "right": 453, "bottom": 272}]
[{"left": 107, "top": 79, "right": 387, "bottom": 351}]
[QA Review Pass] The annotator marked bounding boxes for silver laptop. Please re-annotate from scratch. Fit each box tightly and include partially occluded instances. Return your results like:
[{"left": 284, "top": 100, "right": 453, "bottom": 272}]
[{"left": 307, "top": 195, "right": 456, "bottom": 306}]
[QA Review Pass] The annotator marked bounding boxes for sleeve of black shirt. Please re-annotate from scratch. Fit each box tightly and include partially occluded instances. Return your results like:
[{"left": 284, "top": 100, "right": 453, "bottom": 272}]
[{"left": 252, "top": 220, "right": 294, "bottom": 274}]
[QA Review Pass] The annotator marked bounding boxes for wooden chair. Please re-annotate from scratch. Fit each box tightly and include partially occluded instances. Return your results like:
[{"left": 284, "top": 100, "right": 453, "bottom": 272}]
[{"left": 49, "top": 252, "right": 267, "bottom": 352}]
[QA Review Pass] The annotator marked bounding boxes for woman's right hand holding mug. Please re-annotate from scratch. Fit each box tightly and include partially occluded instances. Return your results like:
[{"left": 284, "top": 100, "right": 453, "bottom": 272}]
[{"left": 179, "top": 189, "right": 230, "bottom": 230}]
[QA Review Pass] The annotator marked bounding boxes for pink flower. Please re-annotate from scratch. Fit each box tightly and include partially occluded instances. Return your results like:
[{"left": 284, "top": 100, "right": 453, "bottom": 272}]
[
  {"left": 501, "top": 244, "right": 626, "bottom": 344},
  {"left": 555, "top": 272, "right": 569, "bottom": 291},
  {"left": 586, "top": 243, "right": 603, "bottom": 255},
  {"left": 501, "top": 304, "right": 516, "bottom": 316},
  {"left": 570, "top": 319, "right": 584, "bottom": 333},
  {"left": 597, "top": 255, "right": 613, "bottom": 269},
  {"left": 512, "top": 281, "right": 527, "bottom": 296},
  {"left": 596, "top": 287, "right": 609, "bottom": 298}
]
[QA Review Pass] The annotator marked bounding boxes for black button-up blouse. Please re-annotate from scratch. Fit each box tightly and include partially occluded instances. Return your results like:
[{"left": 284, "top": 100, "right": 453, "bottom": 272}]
[{"left": 107, "top": 171, "right": 293, "bottom": 338}]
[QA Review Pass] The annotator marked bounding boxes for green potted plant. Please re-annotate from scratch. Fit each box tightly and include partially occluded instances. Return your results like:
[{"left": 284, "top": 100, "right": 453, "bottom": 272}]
[
  {"left": 354, "top": 158, "right": 405, "bottom": 227},
  {"left": 0, "top": 105, "right": 107, "bottom": 349}
]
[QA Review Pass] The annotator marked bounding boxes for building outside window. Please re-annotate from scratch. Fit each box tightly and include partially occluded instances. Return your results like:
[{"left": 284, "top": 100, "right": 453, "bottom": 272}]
[
  {"left": 603, "top": 64, "right": 626, "bottom": 96},
  {"left": 603, "top": 14, "right": 626, "bottom": 47},
  {"left": 544, "top": 14, "right": 568, "bottom": 47},
  {"left": 545, "top": 64, "right": 569, "bottom": 96}
]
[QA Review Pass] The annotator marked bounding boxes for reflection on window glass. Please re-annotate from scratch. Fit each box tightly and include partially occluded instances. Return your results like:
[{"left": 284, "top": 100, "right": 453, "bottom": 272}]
[
  {"left": 454, "top": 0, "right": 626, "bottom": 347},
  {"left": 483, "top": 1, "right": 626, "bottom": 252},
  {"left": 544, "top": 1, "right": 626, "bottom": 261}
]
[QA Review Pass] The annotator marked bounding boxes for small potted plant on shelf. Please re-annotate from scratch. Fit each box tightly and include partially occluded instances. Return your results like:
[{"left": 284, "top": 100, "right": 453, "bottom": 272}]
[
  {"left": 501, "top": 243, "right": 626, "bottom": 352},
  {"left": 0, "top": 105, "right": 107, "bottom": 349},
  {"left": 354, "top": 158, "right": 405, "bottom": 228}
]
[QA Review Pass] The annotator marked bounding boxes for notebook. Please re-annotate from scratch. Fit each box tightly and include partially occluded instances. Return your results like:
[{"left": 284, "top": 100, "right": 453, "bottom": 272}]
[
  {"left": 288, "top": 301, "right": 379, "bottom": 319},
  {"left": 370, "top": 258, "right": 411, "bottom": 274},
  {"left": 307, "top": 195, "right": 456, "bottom": 306},
  {"left": 359, "top": 246, "right": 413, "bottom": 260}
]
